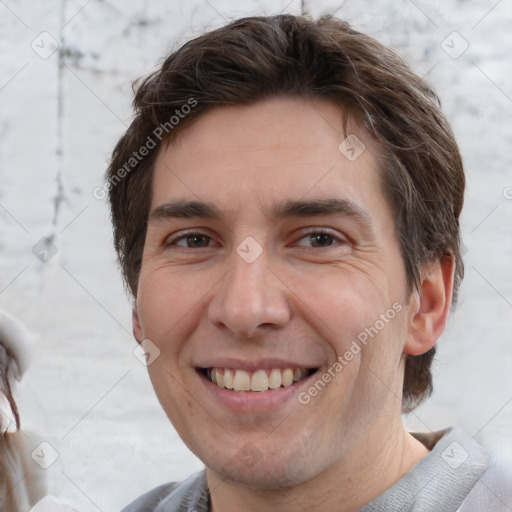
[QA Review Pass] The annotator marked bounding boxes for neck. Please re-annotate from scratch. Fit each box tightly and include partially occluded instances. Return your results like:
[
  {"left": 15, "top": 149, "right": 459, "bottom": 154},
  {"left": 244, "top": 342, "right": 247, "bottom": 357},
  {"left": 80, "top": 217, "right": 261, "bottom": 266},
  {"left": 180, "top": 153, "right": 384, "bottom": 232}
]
[{"left": 206, "top": 418, "right": 430, "bottom": 512}]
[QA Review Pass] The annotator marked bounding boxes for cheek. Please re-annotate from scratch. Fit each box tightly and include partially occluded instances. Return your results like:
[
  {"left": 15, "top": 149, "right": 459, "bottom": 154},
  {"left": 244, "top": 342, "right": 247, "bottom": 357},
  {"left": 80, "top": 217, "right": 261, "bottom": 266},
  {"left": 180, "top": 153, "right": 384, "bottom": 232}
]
[
  {"left": 136, "top": 266, "right": 202, "bottom": 337},
  {"left": 146, "top": 360, "right": 196, "bottom": 440},
  {"left": 295, "top": 268, "right": 407, "bottom": 385},
  {"left": 290, "top": 268, "right": 389, "bottom": 341}
]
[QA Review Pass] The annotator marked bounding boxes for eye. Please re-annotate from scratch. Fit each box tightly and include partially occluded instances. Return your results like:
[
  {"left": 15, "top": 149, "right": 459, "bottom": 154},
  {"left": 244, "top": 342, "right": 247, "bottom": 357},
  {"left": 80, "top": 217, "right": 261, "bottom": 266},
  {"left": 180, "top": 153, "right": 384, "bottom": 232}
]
[
  {"left": 164, "top": 229, "right": 348, "bottom": 251},
  {"left": 295, "top": 229, "right": 347, "bottom": 249},
  {"left": 165, "top": 231, "right": 214, "bottom": 249}
]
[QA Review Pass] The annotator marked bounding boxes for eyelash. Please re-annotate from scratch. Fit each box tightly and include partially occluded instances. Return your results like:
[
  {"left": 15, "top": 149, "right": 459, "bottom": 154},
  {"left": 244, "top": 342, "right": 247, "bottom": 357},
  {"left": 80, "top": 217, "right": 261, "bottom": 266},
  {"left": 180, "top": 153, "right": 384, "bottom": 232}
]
[{"left": 165, "top": 229, "right": 348, "bottom": 249}]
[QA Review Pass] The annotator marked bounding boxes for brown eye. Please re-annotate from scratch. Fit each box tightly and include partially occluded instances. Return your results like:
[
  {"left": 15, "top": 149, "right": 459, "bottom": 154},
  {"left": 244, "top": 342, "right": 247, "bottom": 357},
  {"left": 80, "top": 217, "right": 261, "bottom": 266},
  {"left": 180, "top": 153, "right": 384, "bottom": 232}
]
[
  {"left": 296, "top": 230, "right": 347, "bottom": 249},
  {"left": 166, "top": 233, "right": 213, "bottom": 248},
  {"left": 308, "top": 233, "right": 335, "bottom": 248}
]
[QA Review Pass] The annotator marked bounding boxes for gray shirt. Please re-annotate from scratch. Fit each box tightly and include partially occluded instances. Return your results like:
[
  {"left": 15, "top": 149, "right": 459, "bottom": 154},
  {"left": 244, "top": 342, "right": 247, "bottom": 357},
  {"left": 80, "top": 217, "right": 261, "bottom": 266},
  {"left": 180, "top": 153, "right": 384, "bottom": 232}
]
[{"left": 122, "top": 427, "right": 512, "bottom": 511}]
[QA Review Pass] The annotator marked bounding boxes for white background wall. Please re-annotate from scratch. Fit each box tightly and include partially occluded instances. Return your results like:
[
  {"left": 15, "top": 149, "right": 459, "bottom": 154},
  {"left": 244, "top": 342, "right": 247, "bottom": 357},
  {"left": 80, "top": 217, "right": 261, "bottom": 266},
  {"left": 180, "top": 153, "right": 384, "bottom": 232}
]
[{"left": 0, "top": 1, "right": 511, "bottom": 510}]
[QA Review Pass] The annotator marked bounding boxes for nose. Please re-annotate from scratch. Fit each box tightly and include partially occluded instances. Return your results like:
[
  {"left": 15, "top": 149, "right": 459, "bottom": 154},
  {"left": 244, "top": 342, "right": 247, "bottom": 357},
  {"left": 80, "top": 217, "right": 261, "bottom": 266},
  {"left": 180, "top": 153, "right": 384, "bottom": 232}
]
[{"left": 207, "top": 246, "right": 291, "bottom": 339}]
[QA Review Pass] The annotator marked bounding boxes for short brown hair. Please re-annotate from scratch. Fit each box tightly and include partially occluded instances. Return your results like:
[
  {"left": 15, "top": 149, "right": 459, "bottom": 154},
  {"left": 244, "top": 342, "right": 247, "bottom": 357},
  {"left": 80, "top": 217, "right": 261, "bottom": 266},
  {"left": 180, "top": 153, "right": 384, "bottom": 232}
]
[{"left": 107, "top": 14, "right": 465, "bottom": 412}]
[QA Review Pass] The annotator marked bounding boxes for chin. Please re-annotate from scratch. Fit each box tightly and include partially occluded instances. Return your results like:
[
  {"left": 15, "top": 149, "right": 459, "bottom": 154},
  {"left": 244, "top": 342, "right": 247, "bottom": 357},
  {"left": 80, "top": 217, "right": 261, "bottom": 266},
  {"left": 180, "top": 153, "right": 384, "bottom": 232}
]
[
  {"left": 210, "top": 462, "right": 312, "bottom": 490},
  {"left": 199, "top": 440, "right": 323, "bottom": 491}
]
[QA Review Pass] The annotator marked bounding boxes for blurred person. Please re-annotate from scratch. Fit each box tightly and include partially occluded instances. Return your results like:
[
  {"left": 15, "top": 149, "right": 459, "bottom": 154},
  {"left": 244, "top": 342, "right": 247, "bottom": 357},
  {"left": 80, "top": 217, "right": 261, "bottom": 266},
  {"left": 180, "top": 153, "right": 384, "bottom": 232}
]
[
  {"left": 106, "top": 14, "right": 512, "bottom": 512},
  {"left": 0, "top": 310, "right": 46, "bottom": 511},
  {"left": 0, "top": 311, "right": 77, "bottom": 512}
]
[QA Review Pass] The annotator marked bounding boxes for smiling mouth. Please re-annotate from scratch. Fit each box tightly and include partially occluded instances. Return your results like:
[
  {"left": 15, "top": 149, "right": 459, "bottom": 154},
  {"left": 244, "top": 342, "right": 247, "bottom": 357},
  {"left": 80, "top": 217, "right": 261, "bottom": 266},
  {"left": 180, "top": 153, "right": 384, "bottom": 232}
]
[{"left": 200, "top": 367, "right": 318, "bottom": 392}]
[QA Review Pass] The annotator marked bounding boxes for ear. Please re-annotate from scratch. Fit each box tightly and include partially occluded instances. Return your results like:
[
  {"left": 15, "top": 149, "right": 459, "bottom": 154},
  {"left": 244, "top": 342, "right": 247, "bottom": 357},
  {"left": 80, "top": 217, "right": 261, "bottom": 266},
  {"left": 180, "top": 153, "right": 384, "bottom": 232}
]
[
  {"left": 132, "top": 306, "right": 143, "bottom": 344},
  {"left": 404, "top": 255, "right": 455, "bottom": 356}
]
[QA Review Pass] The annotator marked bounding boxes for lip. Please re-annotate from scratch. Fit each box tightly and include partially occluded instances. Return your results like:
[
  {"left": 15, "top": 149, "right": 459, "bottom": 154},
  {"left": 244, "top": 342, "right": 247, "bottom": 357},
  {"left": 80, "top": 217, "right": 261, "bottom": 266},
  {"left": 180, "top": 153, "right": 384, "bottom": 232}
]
[
  {"left": 195, "top": 357, "right": 320, "bottom": 372},
  {"left": 196, "top": 366, "right": 321, "bottom": 413}
]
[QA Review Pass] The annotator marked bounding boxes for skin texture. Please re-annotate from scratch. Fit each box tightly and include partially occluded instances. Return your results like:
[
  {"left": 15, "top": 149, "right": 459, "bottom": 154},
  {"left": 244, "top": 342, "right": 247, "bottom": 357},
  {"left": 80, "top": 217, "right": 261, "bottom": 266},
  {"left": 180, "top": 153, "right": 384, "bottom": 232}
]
[{"left": 133, "top": 97, "right": 454, "bottom": 512}]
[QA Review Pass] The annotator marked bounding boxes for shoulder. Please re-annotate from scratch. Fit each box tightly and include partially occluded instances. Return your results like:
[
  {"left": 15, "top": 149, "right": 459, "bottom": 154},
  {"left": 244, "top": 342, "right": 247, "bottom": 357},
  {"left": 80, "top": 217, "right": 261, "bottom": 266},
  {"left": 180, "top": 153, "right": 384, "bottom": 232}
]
[
  {"left": 121, "top": 470, "right": 208, "bottom": 512},
  {"left": 413, "top": 426, "right": 512, "bottom": 511},
  {"left": 361, "top": 426, "right": 503, "bottom": 511},
  {"left": 121, "top": 482, "right": 181, "bottom": 512},
  {"left": 457, "top": 454, "right": 512, "bottom": 511}
]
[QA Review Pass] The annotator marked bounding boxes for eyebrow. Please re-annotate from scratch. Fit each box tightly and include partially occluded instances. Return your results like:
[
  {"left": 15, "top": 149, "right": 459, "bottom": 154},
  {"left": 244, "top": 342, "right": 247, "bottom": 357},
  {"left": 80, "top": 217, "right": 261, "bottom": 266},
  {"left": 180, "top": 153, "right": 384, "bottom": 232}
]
[{"left": 149, "top": 198, "right": 373, "bottom": 231}]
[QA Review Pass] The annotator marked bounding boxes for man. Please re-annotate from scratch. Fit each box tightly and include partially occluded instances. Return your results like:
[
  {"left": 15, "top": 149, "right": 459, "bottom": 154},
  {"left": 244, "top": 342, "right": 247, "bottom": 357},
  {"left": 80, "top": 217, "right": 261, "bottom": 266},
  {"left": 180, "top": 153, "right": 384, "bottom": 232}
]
[{"left": 107, "top": 14, "right": 511, "bottom": 512}]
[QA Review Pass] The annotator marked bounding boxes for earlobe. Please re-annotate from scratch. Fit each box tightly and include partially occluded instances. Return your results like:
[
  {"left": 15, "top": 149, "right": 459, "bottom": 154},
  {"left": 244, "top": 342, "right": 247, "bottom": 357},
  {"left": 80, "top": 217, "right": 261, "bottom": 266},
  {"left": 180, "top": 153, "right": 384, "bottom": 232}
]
[
  {"left": 132, "top": 307, "right": 143, "bottom": 344},
  {"left": 404, "top": 256, "right": 455, "bottom": 356}
]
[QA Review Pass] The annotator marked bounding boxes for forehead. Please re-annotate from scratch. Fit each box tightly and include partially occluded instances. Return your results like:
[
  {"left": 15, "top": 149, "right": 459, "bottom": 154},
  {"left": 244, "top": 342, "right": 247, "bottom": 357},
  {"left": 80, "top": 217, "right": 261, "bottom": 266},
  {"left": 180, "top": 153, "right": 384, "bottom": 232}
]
[{"left": 151, "top": 97, "right": 385, "bottom": 218}]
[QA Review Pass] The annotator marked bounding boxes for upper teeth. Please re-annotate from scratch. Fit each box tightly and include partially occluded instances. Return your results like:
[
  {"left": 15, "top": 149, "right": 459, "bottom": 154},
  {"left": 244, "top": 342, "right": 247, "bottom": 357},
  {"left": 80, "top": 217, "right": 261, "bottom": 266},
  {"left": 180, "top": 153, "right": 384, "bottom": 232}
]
[{"left": 208, "top": 368, "right": 310, "bottom": 392}]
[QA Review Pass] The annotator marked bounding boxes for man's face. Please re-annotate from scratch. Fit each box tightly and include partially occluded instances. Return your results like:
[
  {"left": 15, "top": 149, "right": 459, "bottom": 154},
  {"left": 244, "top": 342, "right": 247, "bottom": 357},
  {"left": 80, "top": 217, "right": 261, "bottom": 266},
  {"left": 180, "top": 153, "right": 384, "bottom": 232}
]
[{"left": 134, "top": 97, "right": 414, "bottom": 488}]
